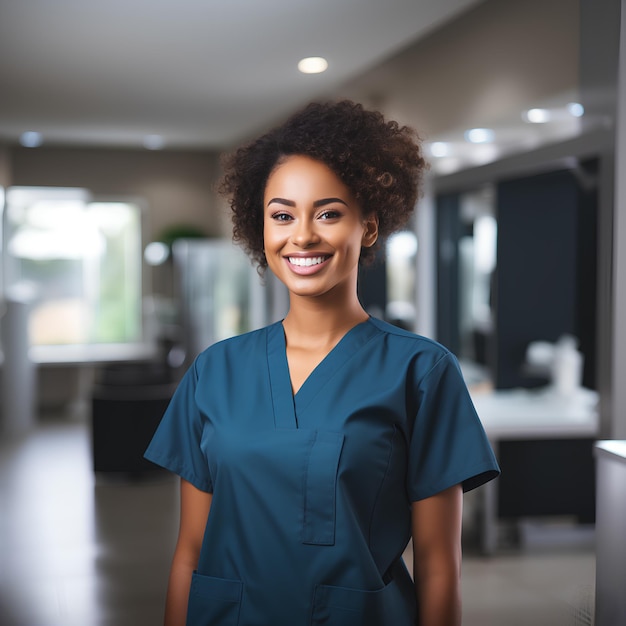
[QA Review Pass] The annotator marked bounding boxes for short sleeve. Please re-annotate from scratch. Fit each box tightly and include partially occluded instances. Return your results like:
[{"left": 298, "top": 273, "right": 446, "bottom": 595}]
[
  {"left": 144, "top": 358, "right": 213, "bottom": 492},
  {"left": 407, "top": 352, "right": 499, "bottom": 501}
]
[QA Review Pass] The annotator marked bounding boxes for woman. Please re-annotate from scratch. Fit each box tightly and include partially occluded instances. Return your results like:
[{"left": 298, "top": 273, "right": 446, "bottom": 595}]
[{"left": 145, "top": 100, "right": 500, "bottom": 626}]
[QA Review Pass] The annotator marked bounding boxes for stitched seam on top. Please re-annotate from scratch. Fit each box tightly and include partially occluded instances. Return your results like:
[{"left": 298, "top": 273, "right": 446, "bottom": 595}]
[
  {"left": 367, "top": 424, "right": 396, "bottom": 549},
  {"left": 301, "top": 430, "right": 318, "bottom": 543},
  {"left": 299, "top": 327, "right": 382, "bottom": 413},
  {"left": 415, "top": 352, "right": 452, "bottom": 393},
  {"left": 265, "top": 327, "right": 279, "bottom": 429}
]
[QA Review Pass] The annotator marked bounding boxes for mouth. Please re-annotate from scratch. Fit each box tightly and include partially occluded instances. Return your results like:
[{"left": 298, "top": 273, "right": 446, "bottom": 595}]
[
  {"left": 285, "top": 254, "right": 332, "bottom": 274},
  {"left": 287, "top": 255, "right": 329, "bottom": 267}
]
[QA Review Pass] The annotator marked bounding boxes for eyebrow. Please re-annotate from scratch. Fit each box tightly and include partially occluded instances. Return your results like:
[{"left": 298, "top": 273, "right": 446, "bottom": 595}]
[{"left": 266, "top": 197, "right": 348, "bottom": 208}]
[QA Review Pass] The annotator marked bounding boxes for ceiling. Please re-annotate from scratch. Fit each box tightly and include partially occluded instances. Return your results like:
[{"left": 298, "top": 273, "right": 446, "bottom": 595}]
[{"left": 0, "top": 0, "right": 485, "bottom": 151}]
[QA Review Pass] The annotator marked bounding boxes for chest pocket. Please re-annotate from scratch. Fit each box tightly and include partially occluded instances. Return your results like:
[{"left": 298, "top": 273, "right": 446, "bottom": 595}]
[{"left": 302, "top": 430, "right": 345, "bottom": 545}]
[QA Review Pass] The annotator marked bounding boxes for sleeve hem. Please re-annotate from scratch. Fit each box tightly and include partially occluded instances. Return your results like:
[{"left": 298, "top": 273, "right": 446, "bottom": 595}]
[
  {"left": 143, "top": 449, "right": 213, "bottom": 493},
  {"left": 409, "top": 461, "right": 500, "bottom": 502}
]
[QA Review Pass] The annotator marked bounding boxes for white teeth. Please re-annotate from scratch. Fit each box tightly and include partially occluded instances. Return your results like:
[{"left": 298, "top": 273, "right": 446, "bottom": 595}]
[{"left": 289, "top": 256, "right": 326, "bottom": 267}]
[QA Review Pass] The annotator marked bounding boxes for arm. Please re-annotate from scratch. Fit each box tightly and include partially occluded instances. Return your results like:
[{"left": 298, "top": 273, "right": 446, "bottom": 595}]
[
  {"left": 164, "top": 479, "right": 212, "bottom": 626},
  {"left": 411, "top": 484, "right": 463, "bottom": 626}
]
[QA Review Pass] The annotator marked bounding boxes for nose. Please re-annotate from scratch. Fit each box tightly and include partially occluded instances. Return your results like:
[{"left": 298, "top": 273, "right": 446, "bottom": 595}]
[{"left": 291, "top": 218, "right": 320, "bottom": 248}]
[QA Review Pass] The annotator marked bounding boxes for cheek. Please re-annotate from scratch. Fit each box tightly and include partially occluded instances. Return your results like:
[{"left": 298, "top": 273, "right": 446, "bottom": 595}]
[{"left": 343, "top": 227, "right": 368, "bottom": 253}]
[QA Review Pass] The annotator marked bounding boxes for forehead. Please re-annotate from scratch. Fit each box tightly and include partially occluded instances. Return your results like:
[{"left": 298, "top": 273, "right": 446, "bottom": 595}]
[{"left": 264, "top": 155, "right": 348, "bottom": 196}]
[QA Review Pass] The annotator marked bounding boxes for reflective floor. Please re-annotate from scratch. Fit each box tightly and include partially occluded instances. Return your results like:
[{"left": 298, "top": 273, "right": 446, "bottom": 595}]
[{"left": 0, "top": 414, "right": 595, "bottom": 626}]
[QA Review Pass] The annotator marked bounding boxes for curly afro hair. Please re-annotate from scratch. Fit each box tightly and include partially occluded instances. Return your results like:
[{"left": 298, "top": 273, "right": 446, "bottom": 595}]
[{"left": 218, "top": 99, "right": 427, "bottom": 269}]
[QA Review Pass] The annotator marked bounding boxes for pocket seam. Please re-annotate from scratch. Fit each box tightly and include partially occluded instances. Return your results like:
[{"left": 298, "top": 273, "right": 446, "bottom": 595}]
[
  {"left": 301, "top": 430, "right": 344, "bottom": 545},
  {"left": 187, "top": 572, "right": 243, "bottom": 625}
]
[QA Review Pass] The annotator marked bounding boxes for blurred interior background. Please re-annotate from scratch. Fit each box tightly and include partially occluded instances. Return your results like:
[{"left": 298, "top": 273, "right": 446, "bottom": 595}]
[{"left": 1, "top": 0, "right": 625, "bottom": 624}]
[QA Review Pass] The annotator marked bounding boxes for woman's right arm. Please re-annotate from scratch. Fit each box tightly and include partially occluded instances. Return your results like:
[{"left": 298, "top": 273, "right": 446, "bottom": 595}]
[{"left": 164, "top": 479, "right": 212, "bottom": 626}]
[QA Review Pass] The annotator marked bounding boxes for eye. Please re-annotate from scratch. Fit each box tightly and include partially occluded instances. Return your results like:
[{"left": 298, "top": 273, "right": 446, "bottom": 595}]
[
  {"left": 271, "top": 211, "right": 293, "bottom": 222},
  {"left": 318, "top": 209, "right": 342, "bottom": 220}
]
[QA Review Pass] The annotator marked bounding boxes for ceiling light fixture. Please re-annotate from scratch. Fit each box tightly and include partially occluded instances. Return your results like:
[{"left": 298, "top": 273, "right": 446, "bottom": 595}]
[
  {"left": 20, "top": 131, "right": 44, "bottom": 148},
  {"left": 464, "top": 128, "right": 495, "bottom": 144},
  {"left": 524, "top": 108, "right": 551, "bottom": 123},
  {"left": 567, "top": 102, "right": 585, "bottom": 117},
  {"left": 297, "top": 57, "right": 328, "bottom": 74},
  {"left": 143, "top": 134, "right": 165, "bottom": 150},
  {"left": 429, "top": 142, "right": 449, "bottom": 157}
]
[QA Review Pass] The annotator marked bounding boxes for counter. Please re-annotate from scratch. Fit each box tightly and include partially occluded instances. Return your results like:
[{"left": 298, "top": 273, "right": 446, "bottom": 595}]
[{"left": 470, "top": 387, "right": 599, "bottom": 554}]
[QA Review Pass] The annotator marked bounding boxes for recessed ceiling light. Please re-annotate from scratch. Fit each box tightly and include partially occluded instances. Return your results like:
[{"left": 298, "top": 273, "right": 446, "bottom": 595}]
[
  {"left": 464, "top": 128, "right": 495, "bottom": 144},
  {"left": 20, "top": 131, "right": 44, "bottom": 147},
  {"left": 143, "top": 134, "right": 165, "bottom": 150},
  {"left": 297, "top": 57, "right": 328, "bottom": 74},
  {"left": 567, "top": 102, "right": 585, "bottom": 117},
  {"left": 429, "top": 142, "right": 449, "bottom": 157},
  {"left": 523, "top": 108, "right": 551, "bottom": 123}
]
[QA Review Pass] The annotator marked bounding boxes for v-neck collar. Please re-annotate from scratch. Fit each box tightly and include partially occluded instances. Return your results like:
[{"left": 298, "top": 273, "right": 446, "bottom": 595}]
[{"left": 266, "top": 318, "right": 378, "bottom": 429}]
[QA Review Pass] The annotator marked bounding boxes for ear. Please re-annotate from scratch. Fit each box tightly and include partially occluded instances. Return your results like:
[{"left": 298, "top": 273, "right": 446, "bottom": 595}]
[{"left": 362, "top": 213, "right": 379, "bottom": 248}]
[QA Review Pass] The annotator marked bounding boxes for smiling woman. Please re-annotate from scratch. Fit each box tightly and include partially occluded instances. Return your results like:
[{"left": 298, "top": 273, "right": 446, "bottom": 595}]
[{"left": 145, "top": 100, "right": 499, "bottom": 626}]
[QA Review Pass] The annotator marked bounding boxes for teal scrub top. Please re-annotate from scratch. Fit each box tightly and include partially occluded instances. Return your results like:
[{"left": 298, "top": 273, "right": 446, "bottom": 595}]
[{"left": 145, "top": 317, "right": 500, "bottom": 626}]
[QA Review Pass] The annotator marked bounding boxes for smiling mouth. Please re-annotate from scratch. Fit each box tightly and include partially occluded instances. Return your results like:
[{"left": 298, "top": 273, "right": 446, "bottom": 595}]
[{"left": 287, "top": 256, "right": 330, "bottom": 267}]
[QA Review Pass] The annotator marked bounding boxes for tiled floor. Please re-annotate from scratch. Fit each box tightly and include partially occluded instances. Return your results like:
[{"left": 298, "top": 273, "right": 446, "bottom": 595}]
[{"left": 0, "top": 414, "right": 595, "bottom": 625}]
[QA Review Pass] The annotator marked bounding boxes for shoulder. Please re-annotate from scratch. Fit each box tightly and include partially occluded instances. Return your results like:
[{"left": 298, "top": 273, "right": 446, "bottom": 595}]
[
  {"left": 367, "top": 317, "right": 451, "bottom": 361},
  {"left": 193, "top": 322, "right": 277, "bottom": 372},
  {"left": 197, "top": 322, "right": 276, "bottom": 359},
  {"left": 365, "top": 317, "right": 462, "bottom": 387}
]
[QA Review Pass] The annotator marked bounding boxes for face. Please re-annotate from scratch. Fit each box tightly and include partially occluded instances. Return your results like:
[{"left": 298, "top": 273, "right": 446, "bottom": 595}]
[{"left": 263, "top": 155, "right": 378, "bottom": 301}]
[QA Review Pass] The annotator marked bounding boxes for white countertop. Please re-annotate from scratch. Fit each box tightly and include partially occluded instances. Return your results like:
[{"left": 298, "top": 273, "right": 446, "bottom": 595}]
[
  {"left": 471, "top": 386, "right": 599, "bottom": 440},
  {"left": 594, "top": 440, "right": 626, "bottom": 464},
  {"left": 0, "top": 342, "right": 158, "bottom": 367},
  {"left": 28, "top": 342, "right": 158, "bottom": 366}
]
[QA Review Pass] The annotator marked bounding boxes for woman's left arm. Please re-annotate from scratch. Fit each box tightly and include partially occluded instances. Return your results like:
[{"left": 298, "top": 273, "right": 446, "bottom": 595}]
[{"left": 411, "top": 484, "right": 463, "bottom": 626}]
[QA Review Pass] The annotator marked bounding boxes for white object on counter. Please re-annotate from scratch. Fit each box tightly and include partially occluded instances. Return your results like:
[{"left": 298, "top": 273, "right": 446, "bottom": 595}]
[
  {"left": 551, "top": 335, "right": 584, "bottom": 397},
  {"left": 525, "top": 335, "right": 584, "bottom": 397}
]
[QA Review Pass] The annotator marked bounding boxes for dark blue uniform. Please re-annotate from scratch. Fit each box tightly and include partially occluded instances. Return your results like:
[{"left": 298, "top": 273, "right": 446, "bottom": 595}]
[{"left": 145, "top": 317, "right": 499, "bottom": 625}]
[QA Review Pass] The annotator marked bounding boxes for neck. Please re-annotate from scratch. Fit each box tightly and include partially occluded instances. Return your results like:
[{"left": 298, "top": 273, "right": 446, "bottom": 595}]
[{"left": 282, "top": 292, "right": 369, "bottom": 346}]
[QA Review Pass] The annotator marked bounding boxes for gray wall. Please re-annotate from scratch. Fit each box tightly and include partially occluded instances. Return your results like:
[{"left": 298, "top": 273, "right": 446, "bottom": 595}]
[
  {"left": 612, "top": 0, "right": 626, "bottom": 440},
  {"left": 8, "top": 146, "right": 227, "bottom": 243}
]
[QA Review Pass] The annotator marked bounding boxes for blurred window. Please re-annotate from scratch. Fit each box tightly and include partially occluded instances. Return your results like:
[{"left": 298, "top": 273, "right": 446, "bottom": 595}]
[{"left": 3, "top": 187, "right": 143, "bottom": 347}]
